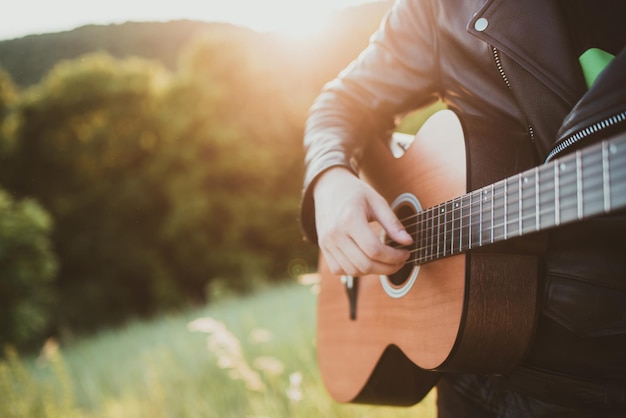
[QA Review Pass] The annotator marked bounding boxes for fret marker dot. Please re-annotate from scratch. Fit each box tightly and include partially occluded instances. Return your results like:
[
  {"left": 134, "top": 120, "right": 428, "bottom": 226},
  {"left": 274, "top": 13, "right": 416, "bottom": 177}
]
[
  {"left": 523, "top": 177, "right": 529, "bottom": 183},
  {"left": 560, "top": 163, "right": 567, "bottom": 171},
  {"left": 610, "top": 144, "right": 617, "bottom": 154}
]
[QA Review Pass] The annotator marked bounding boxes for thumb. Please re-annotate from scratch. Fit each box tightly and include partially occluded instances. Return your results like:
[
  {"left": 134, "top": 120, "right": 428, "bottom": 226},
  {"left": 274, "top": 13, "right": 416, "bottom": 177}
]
[{"left": 367, "top": 194, "right": 413, "bottom": 246}]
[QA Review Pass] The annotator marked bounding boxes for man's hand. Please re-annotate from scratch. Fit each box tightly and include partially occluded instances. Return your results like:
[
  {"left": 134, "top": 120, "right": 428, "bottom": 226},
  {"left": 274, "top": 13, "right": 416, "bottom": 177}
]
[{"left": 313, "top": 167, "right": 413, "bottom": 276}]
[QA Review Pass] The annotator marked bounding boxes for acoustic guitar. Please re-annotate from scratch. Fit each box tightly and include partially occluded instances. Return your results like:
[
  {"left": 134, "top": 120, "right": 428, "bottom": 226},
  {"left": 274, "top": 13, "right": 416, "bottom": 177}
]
[{"left": 316, "top": 109, "right": 626, "bottom": 406}]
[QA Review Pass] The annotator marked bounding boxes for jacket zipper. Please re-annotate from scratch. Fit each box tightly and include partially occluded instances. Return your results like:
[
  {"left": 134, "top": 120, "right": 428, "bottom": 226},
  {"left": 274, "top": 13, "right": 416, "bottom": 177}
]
[
  {"left": 545, "top": 110, "right": 626, "bottom": 162},
  {"left": 492, "top": 46, "right": 536, "bottom": 144}
]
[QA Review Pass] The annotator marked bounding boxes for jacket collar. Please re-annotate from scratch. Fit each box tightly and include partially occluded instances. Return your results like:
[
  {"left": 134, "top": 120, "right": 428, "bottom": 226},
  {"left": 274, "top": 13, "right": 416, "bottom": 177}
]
[{"left": 467, "top": 0, "right": 586, "bottom": 106}]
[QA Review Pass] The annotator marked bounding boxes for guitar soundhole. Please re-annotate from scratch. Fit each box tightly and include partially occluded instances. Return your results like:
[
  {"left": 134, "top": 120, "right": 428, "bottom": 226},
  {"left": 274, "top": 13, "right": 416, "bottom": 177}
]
[
  {"left": 380, "top": 192, "right": 421, "bottom": 299},
  {"left": 388, "top": 203, "right": 417, "bottom": 287}
]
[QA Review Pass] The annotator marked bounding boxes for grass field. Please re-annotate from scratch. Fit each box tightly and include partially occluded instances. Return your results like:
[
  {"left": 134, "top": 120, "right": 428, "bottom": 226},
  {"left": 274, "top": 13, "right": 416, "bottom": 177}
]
[{"left": 0, "top": 282, "right": 436, "bottom": 417}]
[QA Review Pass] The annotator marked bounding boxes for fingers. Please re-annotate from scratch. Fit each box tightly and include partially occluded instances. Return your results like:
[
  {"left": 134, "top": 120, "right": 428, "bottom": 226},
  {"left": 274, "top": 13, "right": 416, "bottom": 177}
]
[
  {"left": 313, "top": 167, "right": 414, "bottom": 276},
  {"left": 320, "top": 235, "right": 408, "bottom": 277},
  {"left": 366, "top": 193, "right": 414, "bottom": 247}
]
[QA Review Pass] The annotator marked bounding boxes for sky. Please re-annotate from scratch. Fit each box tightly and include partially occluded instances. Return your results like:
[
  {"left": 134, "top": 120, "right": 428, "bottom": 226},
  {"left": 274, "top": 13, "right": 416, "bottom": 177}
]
[{"left": 0, "top": 0, "right": 374, "bottom": 41}]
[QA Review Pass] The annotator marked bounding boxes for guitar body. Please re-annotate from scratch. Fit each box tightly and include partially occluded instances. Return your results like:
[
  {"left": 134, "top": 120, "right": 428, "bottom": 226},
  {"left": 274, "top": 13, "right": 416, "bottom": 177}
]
[{"left": 316, "top": 110, "right": 540, "bottom": 405}]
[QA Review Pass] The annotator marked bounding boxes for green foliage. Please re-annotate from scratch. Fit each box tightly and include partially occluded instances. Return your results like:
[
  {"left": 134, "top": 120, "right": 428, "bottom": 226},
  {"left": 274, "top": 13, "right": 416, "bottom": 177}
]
[
  {"left": 0, "top": 284, "right": 436, "bottom": 417},
  {"left": 4, "top": 53, "right": 180, "bottom": 330},
  {"left": 0, "top": 67, "right": 18, "bottom": 116},
  {"left": 2, "top": 45, "right": 317, "bottom": 332},
  {"left": 0, "top": 189, "right": 57, "bottom": 348},
  {"left": 0, "top": 68, "right": 19, "bottom": 173},
  {"left": 168, "top": 35, "right": 317, "bottom": 287},
  {"left": 0, "top": 3, "right": 392, "bottom": 334},
  {"left": 0, "top": 344, "right": 81, "bottom": 418}
]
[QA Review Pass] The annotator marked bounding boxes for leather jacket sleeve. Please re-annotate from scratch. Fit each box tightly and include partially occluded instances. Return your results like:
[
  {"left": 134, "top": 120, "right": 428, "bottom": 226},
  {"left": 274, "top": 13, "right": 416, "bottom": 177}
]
[{"left": 301, "top": 0, "right": 441, "bottom": 243}]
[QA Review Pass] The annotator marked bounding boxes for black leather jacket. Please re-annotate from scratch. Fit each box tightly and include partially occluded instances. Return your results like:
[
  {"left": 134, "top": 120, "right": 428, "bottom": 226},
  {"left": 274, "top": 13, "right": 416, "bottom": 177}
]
[{"left": 303, "top": 0, "right": 626, "bottom": 381}]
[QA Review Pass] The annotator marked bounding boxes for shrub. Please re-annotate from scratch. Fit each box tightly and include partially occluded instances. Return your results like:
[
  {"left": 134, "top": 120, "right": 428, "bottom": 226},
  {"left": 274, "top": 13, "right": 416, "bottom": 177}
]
[{"left": 0, "top": 188, "right": 58, "bottom": 349}]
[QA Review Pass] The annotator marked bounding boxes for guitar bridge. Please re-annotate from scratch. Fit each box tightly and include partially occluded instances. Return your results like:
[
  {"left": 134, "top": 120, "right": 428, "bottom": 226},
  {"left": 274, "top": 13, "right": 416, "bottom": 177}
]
[{"left": 341, "top": 275, "right": 360, "bottom": 320}]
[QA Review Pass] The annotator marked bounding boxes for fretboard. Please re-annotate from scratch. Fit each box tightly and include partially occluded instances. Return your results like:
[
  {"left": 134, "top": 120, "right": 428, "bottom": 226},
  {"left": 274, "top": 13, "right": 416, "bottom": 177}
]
[{"left": 410, "top": 132, "right": 626, "bottom": 264}]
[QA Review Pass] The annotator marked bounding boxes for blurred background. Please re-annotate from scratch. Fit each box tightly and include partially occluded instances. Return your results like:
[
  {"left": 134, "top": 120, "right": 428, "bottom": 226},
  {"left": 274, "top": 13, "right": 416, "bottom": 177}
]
[{"left": 0, "top": 1, "right": 436, "bottom": 416}]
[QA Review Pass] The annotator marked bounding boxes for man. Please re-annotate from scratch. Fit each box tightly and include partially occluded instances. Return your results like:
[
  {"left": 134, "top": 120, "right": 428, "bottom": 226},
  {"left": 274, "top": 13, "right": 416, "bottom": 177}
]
[{"left": 301, "top": 0, "right": 626, "bottom": 416}]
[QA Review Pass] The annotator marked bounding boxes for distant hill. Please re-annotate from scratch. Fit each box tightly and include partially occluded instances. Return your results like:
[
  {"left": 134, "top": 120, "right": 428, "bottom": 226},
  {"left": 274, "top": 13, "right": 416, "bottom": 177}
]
[
  {"left": 0, "top": 20, "right": 247, "bottom": 87},
  {"left": 0, "top": 1, "right": 393, "bottom": 88}
]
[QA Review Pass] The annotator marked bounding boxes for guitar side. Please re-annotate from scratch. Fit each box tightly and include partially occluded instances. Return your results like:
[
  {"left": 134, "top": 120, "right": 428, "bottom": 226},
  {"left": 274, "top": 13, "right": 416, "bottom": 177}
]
[{"left": 316, "top": 110, "right": 539, "bottom": 405}]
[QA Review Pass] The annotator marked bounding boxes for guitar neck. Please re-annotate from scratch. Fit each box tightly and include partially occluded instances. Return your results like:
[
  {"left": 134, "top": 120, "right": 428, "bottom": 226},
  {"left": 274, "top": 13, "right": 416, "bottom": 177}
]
[{"left": 411, "top": 132, "right": 626, "bottom": 264}]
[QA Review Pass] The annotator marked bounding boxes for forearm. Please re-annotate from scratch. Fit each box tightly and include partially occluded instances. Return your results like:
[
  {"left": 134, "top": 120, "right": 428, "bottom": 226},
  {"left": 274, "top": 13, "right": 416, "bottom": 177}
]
[{"left": 300, "top": 0, "right": 440, "bottom": 243}]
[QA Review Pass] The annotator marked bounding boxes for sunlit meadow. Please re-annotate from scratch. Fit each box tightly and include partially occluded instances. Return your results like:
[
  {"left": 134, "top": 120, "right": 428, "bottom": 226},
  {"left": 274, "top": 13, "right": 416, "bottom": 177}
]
[{"left": 0, "top": 281, "right": 436, "bottom": 417}]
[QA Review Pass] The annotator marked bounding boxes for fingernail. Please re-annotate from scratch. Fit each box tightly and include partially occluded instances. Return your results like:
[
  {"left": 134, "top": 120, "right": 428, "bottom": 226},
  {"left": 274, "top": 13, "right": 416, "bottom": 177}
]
[{"left": 399, "top": 230, "right": 412, "bottom": 241}]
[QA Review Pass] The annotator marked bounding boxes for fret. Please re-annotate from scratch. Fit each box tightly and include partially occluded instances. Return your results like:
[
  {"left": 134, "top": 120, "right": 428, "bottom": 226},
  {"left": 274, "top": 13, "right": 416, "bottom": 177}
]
[
  {"left": 518, "top": 174, "right": 523, "bottom": 233},
  {"left": 520, "top": 170, "right": 537, "bottom": 235},
  {"left": 557, "top": 153, "right": 578, "bottom": 225},
  {"left": 460, "top": 194, "right": 472, "bottom": 252},
  {"left": 480, "top": 187, "right": 492, "bottom": 245},
  {"left": 431, "top": 205, "right": 437, "bottom": 259},
  {"left": 442, "top": 203, "right": 449, "bottom": 257},
  {"left": 421, "top": 208, "right": 428, "bottom": 262},
  {"left": 470, "top": 189, "right": 482, "bottom": 248},
  {"left": 505, "top": 175, "right": 520, "bottom": 239},
  {"left": 503, "top": 180, "right": 508, "bottom": 240},
  {"left": 434, "top": 205, "right": 441, "bottom": 257},
  {"left": 478, "top": 189, "right": 483, "bottom": 246},
  {"left": 538, "top": 163, "right": 556, "bottom": 230},
  {"left": 426, "top": 208, "right": 436, "bottom": 260},
  {"left": 580, "top": 146, "right": 605, "bottom": 217},
  {"left": 415, "top": 210, "right": 426, "bottom": 264},
  {"left": 441, "top": 204, "right": 446, "bottom": 257},
  {"left": 602, "top": 141, "right": 611, "bottom": 212},
  {"left": 554, "top": 162, "right": 560, "bottom": 225},
  {"left": 418, "top": 209, "right": 427, "bottom": 262},
  {"left": 609, "top": 141, "right": 626, "bottom": 208},
  {"left": 490, "top": 184, "right": 495, "bottom": 242},
  {"left": 436, "top": 204, "right": 444, "bottom": 258},
  {"left": 445, "top": 201, "right": 455, "bottom": 256},
  {"left": 452, "top": 199, "right": 462, "bottom": 254},
  {"left": 576, "top": 151, "right": 583, "bottom": 219},
  {"left": 492, "top": 180, "right": 505, "bottom": 242},
  {"left": 417, "top": 209, "right": 424, "bottom": 262},
  {"left": 534, "top": 167, "right": 540, "bottom": 230}
]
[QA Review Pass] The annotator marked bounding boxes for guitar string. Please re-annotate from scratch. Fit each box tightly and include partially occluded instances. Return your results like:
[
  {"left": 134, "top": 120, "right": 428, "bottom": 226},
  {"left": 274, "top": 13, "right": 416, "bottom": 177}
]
[
  {"left": 398, "top": 179, "right": 626, "bottom": 265},
  {"left": 401, "top": 193, "right": 603, "bottom": 265},
  {"left": 389, "top": 161, "right": 605, "bottom": 237},
  {"left": 391, "top": 155, "right": 616, "bottom": 233},
  {"left": 384, "top": 163, "right": 626, "bottom": 263},
  {"left": 395, "top": 139, "right": 624, "bottom": 231},
  {"left": 400, "top": 195, "right": 599, "bottom": 255}
]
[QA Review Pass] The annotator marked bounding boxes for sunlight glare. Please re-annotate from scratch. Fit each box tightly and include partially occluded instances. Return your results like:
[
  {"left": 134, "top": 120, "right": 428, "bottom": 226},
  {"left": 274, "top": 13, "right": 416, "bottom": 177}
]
[
  {"left": 216, "top": 1, "right": 334, "bottom": 40},
  {"left": 0, "top": 0, "right": 362, "bottom": 41},
  {"left": 267, "top": 7, "right": 333, "bottom": 39}
]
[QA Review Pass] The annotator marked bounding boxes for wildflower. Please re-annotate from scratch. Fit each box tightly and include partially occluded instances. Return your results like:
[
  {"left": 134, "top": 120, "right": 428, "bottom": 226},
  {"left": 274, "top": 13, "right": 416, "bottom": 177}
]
[
  {"left": 298, "top": 273, "right": 321, "bottom": 295},
  {"left": 297, "top": 273, "right": 320, "bottom": 286},
  {"left": 248, "top": 328, "right": 273, "bottom": 345},
  {"left": 188, "top": 317, "right": 225, "bottom": 334},
  {"left": 253, "top": 356, "right": 285, "bottom": 377},
  {"left": 286, "top": 372, "right": 303, "bottom": 402},
  {"left": 189, "top": 316, "right": 266, "bottom": 392},
  {"left": 39, "top": 338, "right": 59, "bottom": 361}
]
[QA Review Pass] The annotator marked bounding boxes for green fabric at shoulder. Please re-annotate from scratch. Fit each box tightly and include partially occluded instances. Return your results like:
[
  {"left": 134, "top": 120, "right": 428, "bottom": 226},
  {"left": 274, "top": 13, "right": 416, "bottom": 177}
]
[{"left": 579, "top": 47, "right": 615, "bottom": 88}]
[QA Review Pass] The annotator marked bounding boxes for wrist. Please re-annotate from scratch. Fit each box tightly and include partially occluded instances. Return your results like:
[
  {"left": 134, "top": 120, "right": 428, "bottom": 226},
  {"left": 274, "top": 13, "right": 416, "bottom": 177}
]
[{"left": 313, "top": 166, "right": 356, "bottom": 198}]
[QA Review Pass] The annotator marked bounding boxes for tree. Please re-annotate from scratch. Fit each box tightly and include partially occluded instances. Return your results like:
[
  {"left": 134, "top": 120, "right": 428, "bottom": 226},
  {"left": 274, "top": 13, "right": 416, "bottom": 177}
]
[
  {"left": 0, "top": 69, "right": 58, "bottom": 349},
  {"left": 4, "top": 53, "right": 181, "bottom": 330},
  {"left": 0, "top": 189, "right": 57, "bottom": 349}
]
